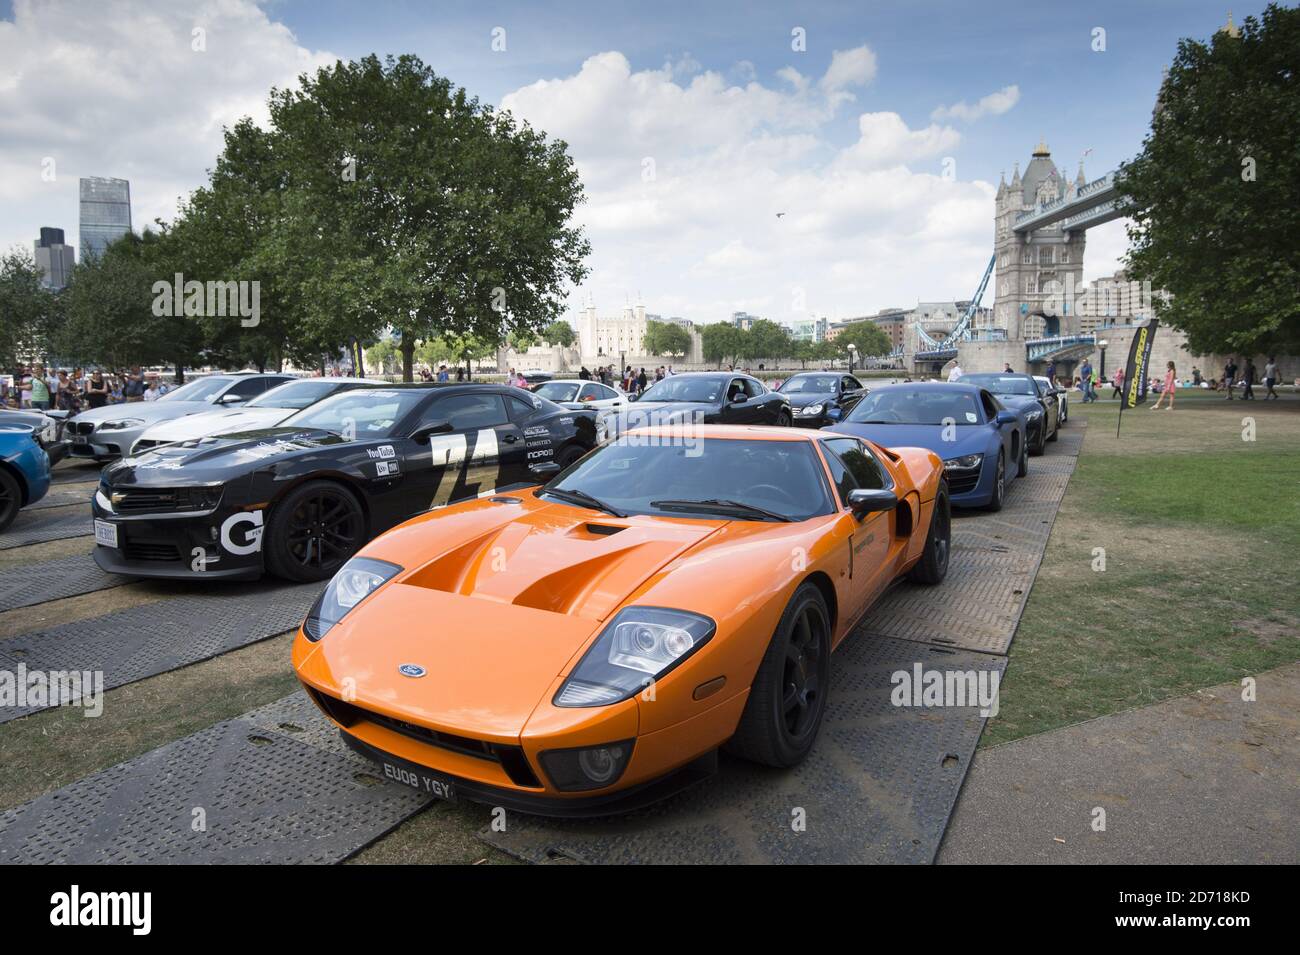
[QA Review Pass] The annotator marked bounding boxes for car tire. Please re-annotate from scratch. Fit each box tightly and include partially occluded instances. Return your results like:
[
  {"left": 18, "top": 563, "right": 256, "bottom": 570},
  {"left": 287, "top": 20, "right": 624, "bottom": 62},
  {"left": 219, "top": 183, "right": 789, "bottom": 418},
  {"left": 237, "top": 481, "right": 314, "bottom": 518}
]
[
  {"left": 1030, "top": 422, "right": 1046, "bottom": 456},
  {"left": 1048, "top": 421, "right": 1059, "bottom": 441},
  {"left": 726, "top": 581, "right": 831, "bottom": 768},
  {"left": 775, "top": 409, "right": 792, "bottom": 427},
  {"left": 265, "top": 479, "right": 366, "bottom": 583},
  {"left": 1018, "top": 436, "right": 1029, "bottom": 477},
  {"left": 555, "top": 444, "right": 586, "bottom": 469},
  {"left": 907, "top": 481, "right": 950, "bottom": 585},
  {"left": 985, "top": 450, "right": 1005, "bottom": 512},
  {"left": 0, "top": 468, "right": 21, "bottom": 533}
]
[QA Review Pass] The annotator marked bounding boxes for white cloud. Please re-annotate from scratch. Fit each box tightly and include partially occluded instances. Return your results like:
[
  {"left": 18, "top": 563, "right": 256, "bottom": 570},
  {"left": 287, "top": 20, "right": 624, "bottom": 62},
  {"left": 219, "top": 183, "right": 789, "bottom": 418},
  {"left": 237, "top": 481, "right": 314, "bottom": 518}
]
[
  {"left": 0, "top": 0, "right": 334, "bottom": 257},
  {"left": 931, "top": 84, "right": 1021, "bottom": 123},
  {"left": 501, "top": 50, "right": 994, "bottom": 324}
]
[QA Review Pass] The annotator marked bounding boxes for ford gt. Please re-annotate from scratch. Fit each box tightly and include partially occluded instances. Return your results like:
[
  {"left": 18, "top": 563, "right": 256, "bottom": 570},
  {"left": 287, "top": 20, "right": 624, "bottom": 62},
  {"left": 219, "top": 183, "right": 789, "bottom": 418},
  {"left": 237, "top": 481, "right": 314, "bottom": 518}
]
[
  {"left": 825, "top": 381, "right": 1026, "bottom": 510},
  {"left": 91, "top": 383, "right": 597, "bottom": 582},
  {"left": 292, "top": 424, "right": 950, "bottom": 816}
]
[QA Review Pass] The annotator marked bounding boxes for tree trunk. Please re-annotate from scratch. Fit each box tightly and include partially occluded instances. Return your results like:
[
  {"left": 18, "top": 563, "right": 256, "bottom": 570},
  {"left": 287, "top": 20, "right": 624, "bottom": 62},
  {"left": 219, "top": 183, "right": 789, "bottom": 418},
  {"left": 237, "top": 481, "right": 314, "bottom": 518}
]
[{"left": 400, "top": 338, "right": 415, "bottom": 382}]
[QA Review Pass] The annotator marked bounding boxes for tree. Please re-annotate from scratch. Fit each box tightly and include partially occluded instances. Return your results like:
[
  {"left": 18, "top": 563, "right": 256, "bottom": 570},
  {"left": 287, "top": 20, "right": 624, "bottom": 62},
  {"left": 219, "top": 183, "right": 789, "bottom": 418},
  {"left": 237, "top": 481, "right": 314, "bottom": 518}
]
[
  {"left": 701, "top": 322, "right": 746, "bottom": 368},
  {"left": 835, "top": 321, "right": 892, "bottom": 360},
  {"left": 0, "top": 251, "right": 58, "bottom": 367},
  {"left": 643, "top": 319, "right": 691, "bottom": 357},
  {"left": 267, "top": 54, "right": 590, "bottom": 380},
  {"left": 744, "top": 319, "right": 792, "bottom": 363},
  {"left": 58, "top": 230, "right": 204, "bottom": 376},
  {"left": 1118, "top": 4, "right": 1300, "bottom": 355},
  {"left": 540, "top": 320, "right": 577, "bottom": 348}
]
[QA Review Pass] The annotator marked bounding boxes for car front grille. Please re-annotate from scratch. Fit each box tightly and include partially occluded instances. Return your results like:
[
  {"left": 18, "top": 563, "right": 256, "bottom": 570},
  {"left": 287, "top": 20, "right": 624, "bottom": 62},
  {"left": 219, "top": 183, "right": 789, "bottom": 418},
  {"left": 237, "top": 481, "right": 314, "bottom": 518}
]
[
  {"left": 68, "top": 421, "right": 95, "bottom": 436},
  {"left": 104, "top": 485, "right": 221, "bottom": 513},
  {"left": 305, "top": 688, "right": 542, "bottom": 788},
  {"left": 948, "top": 471, "right": 981, "bottom": 495},
  {"left": 121, "top": 539, "right": 182, "bottom": 562},
  {"left": 113, "top": 490, "right": 180, "bottom": 512}
]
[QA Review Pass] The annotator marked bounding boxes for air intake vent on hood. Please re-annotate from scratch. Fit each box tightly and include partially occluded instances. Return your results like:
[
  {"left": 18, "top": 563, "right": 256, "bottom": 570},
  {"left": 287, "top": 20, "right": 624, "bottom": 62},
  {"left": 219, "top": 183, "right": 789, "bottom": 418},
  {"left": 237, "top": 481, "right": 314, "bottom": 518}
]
[{"left": 584, "top": 523, "right": 624, "bottom": 536}]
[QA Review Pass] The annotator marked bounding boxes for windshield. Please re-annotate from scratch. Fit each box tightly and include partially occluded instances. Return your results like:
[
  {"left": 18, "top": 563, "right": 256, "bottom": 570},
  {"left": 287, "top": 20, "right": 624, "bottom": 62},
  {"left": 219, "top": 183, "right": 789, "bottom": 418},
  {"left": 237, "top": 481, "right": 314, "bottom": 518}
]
[
  {"left": 547, "top": 437, "right": 832, "bottom": 521},
  {"left": 778, "top": 375, "right": 838, "bottom": 395},
  {"left": 534, "top": 381, "right": 582, "bottom": 402},
  {"left": 248, "top": 379, "right": 360, "bottom": 410},
  {"left": 637, "top": 377, "right": 725, "bottom": 403},
  {"left": 160, "top": 376, "right": 234, "bottom": 403},
  {"left": 846, "top": 389, "right": 984, "bottom": 426},
  {"left": 961, "top": 374, "right": 1037, "bottom": 396},
  {"left": 280, "top": 389, "right": 426, "bottom": 438}
]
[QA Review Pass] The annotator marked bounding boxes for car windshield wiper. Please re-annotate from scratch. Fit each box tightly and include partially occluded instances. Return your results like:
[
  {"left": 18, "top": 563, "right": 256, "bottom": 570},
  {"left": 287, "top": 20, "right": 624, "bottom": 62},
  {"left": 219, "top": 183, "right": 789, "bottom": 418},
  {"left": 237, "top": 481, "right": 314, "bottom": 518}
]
[
  {"left": 542, "top": 486, "right": 627, "bottom": 518},
  {"left": 855, "top": 419, "right": 899, "bottom": 424},
  {"left": 650, "top": 498, "right": 793, "bottom": 522}
]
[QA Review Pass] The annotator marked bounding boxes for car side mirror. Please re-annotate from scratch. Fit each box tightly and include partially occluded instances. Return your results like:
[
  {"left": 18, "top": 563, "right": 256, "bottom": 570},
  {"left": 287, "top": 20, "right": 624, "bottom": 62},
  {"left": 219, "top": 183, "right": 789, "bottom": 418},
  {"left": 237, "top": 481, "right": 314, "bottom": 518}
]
[
  {"left": 410, "top": 420, "right": 453, "bottom": 442},
  {"left": 847, "top": 488, "right": 897, "bottom": 516},
  {"left": 731, "top": 394, "right": 747, "bottom": 403},
  {"left": 627, "top": 394, "right": 638, "bottom": 402},
  {"left": 219, "top": 394, "right": 244, "bottom": 405},
  {"left": 995, "top": 410, "right": 1018, "bottom": 427}
]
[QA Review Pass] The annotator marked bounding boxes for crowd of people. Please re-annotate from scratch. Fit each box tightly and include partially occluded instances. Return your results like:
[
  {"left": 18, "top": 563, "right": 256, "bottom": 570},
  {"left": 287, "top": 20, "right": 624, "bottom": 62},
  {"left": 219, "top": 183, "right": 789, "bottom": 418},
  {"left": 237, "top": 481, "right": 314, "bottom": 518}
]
[{"left": 2, "top": 366, "right": 173, "bottom": 412}]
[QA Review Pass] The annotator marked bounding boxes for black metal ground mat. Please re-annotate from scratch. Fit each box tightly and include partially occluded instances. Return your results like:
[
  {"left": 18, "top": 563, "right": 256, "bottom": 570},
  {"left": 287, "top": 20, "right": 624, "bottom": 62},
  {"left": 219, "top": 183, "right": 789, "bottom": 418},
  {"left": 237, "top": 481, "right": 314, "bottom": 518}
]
[{"left": 0, "top": 552, "right": 133, "bottom": 613}]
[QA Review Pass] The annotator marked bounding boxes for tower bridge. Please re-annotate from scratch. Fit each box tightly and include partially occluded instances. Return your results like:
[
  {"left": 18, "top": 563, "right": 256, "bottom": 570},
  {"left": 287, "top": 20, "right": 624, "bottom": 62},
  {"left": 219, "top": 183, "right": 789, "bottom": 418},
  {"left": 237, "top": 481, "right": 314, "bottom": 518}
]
[{"left": 897, "top": 139, "right": 1124, "bottom": 374}]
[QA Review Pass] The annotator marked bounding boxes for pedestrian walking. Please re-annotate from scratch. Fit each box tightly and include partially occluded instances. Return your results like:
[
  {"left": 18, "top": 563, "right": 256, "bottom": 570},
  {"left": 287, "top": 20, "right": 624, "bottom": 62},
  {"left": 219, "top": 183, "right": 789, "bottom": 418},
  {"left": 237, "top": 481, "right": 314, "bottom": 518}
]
[
  {"left": 1241, "top": 359, "right": 1256, "bottom": 400},
  {"left": 1150, "top": 361, "right": 1177, "bottom": 410},
  {"left": 1111, "top": 366, "right": 1125, "bottom": 399},
  {"left": 1223, "top": 358, "right": 1238, "bottom": 400},
  {"left": 1262, "top": 357, "right": 1279, "bottom": 399},
  {"left": 1079, "top": 358, "right": 1095, "bottom": 403}
]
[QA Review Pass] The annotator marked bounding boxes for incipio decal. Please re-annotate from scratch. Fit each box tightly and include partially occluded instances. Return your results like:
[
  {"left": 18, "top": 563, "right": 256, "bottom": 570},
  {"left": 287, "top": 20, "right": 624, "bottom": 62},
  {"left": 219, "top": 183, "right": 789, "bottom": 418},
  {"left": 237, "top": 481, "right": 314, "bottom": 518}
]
[{"left": 220, "top": 510, "right": 264, "bottom": 556}]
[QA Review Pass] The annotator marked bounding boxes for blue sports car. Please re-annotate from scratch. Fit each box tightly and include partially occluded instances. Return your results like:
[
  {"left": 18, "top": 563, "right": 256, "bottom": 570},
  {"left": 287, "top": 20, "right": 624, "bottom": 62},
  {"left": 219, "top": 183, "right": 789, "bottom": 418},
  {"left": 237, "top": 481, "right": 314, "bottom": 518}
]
[
  {"left": 0, "top": 426, "right": 52, "bottom": 531},
  {"left": 824, "top": 381, "right": 1027, "bottom": 510}
]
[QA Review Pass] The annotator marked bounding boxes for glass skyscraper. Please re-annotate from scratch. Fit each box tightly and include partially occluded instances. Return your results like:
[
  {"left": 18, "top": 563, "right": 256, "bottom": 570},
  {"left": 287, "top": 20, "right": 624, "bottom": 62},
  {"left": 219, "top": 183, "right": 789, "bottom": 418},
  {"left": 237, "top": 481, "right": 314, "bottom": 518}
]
[{"left": 79, "top": 177, "right": 132, "bottom": 260}]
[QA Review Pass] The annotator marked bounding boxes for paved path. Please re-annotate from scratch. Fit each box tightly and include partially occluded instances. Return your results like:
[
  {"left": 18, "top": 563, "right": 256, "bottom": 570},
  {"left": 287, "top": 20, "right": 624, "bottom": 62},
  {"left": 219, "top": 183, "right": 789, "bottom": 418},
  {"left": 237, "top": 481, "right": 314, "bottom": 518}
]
[{"left": 937, "top": 663, "right": 1300, "bottom": 864}]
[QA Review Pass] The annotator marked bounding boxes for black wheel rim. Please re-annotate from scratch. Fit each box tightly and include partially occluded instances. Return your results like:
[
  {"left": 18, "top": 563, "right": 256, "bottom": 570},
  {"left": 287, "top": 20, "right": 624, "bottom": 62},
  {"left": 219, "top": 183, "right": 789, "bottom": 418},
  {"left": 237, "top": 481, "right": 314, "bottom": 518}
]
[
  {"left": 781, "top": 605, "right": 828, "bottom": 741},
  {"left": 0, "top": 483, "right": 15, "bottom": 522},
  {"left": 285, "top": 489, "right": 361, "bottom": 571},
  {"left": 933, "top": 496, "right": 950, "bottom": 573}
]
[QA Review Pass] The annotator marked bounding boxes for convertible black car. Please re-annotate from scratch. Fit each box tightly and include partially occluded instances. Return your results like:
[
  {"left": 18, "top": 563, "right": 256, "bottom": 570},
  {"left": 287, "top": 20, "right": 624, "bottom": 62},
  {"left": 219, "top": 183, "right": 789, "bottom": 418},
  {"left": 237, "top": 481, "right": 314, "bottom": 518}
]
[
  {"left": 91, "top": 383, "right": 598, "bottom": 582},
  {"left": 959, "top": 372, "right": 1059, "bottom": 454},
  {"left": 607, "top": 372, "right": 791, "bottom": 437}
]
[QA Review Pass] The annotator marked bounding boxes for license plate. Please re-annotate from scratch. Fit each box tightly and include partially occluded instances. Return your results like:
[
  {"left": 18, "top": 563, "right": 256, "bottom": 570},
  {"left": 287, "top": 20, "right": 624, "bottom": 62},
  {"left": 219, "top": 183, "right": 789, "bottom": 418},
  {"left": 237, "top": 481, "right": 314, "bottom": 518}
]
[
  {"left": 94, "top": 520, "right": 118, "bottom": 548},
  {"left": 381, "top": 761, "right": 456, "bottom": 801}
]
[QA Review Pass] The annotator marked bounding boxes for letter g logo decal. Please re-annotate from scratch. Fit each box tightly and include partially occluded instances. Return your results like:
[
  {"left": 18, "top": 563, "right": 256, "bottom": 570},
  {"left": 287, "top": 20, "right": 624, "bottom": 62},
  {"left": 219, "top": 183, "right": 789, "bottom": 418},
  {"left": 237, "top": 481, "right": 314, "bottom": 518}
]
[{"left": 220, "top": 510, "right": 264, "bottom": 556}]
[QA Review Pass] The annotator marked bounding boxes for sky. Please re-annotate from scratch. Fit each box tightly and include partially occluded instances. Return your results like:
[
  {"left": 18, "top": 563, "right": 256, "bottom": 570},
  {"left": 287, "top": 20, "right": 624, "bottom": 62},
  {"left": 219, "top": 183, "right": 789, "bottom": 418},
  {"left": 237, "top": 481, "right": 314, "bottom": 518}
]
[{"left": 0, "top": 0, "right": 1269, "bottom": 326}]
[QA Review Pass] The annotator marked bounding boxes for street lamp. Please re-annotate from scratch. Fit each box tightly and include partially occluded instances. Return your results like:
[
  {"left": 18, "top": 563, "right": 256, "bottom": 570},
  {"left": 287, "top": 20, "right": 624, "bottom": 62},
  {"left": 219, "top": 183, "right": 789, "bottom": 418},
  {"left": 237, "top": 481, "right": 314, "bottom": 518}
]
[
  {"left": 1098, "top": 339, "right": 1109, "bottom": 381},
  {"left": 847, "top": 343, "right": 857, "bottom": 375}
]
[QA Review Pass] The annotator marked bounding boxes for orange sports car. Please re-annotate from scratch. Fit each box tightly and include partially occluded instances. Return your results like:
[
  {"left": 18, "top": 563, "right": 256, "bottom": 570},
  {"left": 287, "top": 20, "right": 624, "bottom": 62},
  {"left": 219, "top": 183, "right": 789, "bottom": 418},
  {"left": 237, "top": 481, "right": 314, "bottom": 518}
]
[{"left": 293, "top": 424, "right": 950, "bottom": 815}]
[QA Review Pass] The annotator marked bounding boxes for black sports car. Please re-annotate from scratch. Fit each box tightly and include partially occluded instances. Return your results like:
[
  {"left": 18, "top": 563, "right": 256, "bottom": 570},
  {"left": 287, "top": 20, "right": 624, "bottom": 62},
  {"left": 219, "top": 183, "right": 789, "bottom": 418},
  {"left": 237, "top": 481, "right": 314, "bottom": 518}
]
[
  {"left": 960, "top": 372, "right": 1059, "bottom": 455},
  {"left": 90, "top": 384, "right": 598, "bottom": 582},
  {"left": 776, "top": 372, "right": 868, "bottom": 427},
  {"left": 607, "top": 372, "right": 791, "bottom": 437}
]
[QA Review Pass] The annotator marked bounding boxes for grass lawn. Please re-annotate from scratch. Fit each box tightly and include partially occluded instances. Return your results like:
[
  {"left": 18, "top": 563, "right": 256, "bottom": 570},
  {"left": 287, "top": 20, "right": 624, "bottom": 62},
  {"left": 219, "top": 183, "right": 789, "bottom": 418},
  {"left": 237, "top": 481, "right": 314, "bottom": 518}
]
[{"left": 983, "top": 391, "right": 1300, "bottom": 746}]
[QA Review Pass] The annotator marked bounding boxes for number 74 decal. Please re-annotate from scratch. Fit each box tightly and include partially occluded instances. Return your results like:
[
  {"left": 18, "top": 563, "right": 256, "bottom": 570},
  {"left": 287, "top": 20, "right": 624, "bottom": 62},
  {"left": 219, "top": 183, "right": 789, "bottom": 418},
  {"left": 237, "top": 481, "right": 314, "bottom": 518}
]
[{"left": 428, "top": 429, "right": 499, "bottom": 507}]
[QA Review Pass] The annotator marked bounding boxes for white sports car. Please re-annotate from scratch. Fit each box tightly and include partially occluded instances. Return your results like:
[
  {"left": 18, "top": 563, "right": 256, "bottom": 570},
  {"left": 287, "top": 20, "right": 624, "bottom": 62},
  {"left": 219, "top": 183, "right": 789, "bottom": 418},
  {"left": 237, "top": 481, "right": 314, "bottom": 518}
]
[
  {"left": 531, "top": 378, "right": 630, "bottom": 411},
  {"left": 129, "top": 377, "right": 378, "bottom": 455}
]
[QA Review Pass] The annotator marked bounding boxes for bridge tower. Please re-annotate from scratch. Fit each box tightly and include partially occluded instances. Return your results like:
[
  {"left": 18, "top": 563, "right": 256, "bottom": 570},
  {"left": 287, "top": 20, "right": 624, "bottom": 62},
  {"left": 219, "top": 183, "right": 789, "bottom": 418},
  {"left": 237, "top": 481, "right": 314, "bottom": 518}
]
[{"left": 992, "top": 140, "right": 1088, "bottom": 340}]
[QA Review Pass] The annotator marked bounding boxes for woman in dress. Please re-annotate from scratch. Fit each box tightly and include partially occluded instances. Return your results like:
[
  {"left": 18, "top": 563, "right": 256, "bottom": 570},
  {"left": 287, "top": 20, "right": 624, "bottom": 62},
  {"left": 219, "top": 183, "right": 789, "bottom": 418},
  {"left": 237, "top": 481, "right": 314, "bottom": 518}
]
[{"left": 1150, "top": 361, "right": 1177, "bottom": 411}]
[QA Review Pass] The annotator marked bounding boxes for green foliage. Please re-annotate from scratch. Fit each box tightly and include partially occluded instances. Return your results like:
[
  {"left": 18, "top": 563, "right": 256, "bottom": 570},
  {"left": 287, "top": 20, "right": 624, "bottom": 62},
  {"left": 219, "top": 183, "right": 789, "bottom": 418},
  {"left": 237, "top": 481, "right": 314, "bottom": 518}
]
[
  {"left": 643, "top": 319, "right": 692, "bottom": 357},
  {"left": 834, "top": 321, "right": 892, "bottom": 359},
  {"left": 743, "top": 319, "right": 791, "bottom": 362},
  {"left": 540, "top": 320, "right": 577, "bottom": 348},
  {"left": 700, "top": 322, "right": 746, "bottom": 368},
  {"left": 0, "top": 251, "right": 59, "bottom": 366},
  {"left": 1118, "top": 3, "right": 1300, "bottom": 355}
]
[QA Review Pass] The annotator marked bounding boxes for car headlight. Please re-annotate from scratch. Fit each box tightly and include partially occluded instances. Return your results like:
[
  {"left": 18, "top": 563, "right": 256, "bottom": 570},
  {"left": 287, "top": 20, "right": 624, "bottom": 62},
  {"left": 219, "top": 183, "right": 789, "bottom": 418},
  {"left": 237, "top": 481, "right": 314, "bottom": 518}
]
[
  {"left": 100, "top": 418, "right": 145, "bottom": 430},
  {"left": 944, "top": 453, "right": 983, "bottom": 471},
  {"left": 304, "top": 557, "right": 402, "bottom": 641},
  {"left": 797, "top": 403, "right": 824, "bottom": 416},
  {"left": 554, "top": 607, "right": 716, "bottom": 707}
]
